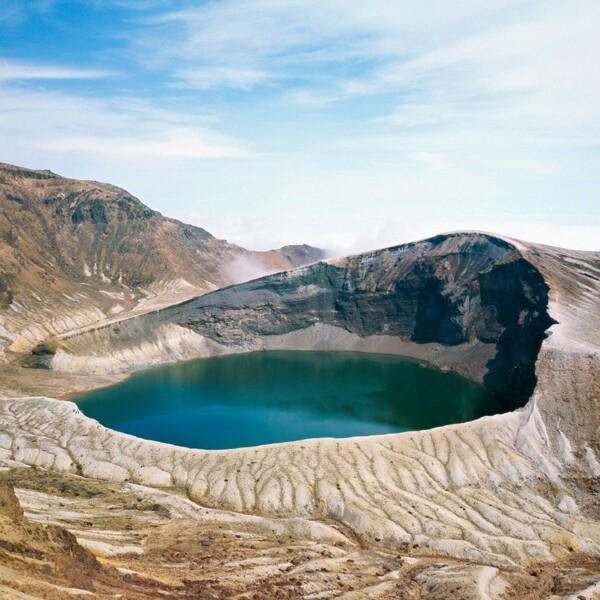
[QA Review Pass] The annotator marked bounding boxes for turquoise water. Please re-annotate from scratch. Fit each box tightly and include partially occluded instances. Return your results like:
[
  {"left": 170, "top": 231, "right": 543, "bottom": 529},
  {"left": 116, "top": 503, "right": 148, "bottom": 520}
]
[{"left": 74, "top": 351, "right": 507, "bottom": 449}]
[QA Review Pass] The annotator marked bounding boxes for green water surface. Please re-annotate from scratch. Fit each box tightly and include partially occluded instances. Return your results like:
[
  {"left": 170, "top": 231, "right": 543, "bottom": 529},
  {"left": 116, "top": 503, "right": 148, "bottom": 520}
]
[{"left": 74, "top": 351, "right": 507, "bottom": 449}]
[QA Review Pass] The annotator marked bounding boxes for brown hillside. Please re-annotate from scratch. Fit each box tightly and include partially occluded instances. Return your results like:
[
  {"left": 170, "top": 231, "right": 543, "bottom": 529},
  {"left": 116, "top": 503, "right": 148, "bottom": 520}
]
[{"left": 0, "top": 162, "right": 324, "bottom": 356}]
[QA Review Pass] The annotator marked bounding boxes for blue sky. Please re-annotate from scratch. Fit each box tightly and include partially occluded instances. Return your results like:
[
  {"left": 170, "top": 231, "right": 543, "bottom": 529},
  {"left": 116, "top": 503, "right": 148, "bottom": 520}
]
[{"left": 0, "top": 0, "right": 598, "bottom": 252}]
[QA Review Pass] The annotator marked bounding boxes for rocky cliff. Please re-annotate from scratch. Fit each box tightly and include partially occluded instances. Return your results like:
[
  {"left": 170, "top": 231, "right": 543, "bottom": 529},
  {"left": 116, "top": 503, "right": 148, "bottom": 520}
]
[{"left": 0, "top": 162, "right": 324, "bottom": 357}]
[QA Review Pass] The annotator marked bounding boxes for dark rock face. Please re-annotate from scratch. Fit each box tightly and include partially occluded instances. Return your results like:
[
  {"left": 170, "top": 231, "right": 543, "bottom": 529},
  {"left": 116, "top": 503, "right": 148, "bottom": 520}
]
[
  {"left": 479, "top": 258, "right": 555, "bottom": 409},
  {"left": 71, "top": 197, "right": 109, "bottom": 225}
]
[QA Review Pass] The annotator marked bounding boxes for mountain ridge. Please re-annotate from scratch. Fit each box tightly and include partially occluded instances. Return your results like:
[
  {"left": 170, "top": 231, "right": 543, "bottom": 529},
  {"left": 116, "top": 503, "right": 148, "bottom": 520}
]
[{"left": 0, "top": 161, "right": 325, "bottom": 356}]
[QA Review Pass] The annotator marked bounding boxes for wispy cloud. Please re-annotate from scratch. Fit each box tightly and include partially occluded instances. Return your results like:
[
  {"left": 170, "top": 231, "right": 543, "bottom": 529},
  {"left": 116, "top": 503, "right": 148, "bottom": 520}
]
[
  {"left": 408, "top": 152, "right": 448, "bottom": 169},
  {"left": 134, "top": 1, "right": 387, "bottom": 79},
  {"left": 34, "top": 127, "right": 251, "bottom": 159},
  {"left": 134, "top": 1, "right": 533, "bottom": 84},
  {"left": 90, "top": 0, "right": 173, "bottom": 8},
  {"left": 0, "top": 83, "right": 251, "bottom": 161},
  {"left": 0, "top": 1, "right": 23, "bottom": 26},
  {"left": 0, "top": 58, "right": 117, "bottom": 80},
  {"left": 130, "top": 1, "right": 600, "bottom": 150},
  {"left": 375, "top": 12, "right": 600, "bottom": 128},
  {"left": 174, "top": 66, "right": 270, "bottom": 90},
  {"left": 285, "top": 89, "right": 339, "bottom": 107}
]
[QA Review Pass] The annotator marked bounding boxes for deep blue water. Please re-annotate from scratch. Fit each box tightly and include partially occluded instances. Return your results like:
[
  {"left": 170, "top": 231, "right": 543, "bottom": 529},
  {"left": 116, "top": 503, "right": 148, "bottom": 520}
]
[{"left": 74, "top": 351, "right": 506, "bottom": 449}]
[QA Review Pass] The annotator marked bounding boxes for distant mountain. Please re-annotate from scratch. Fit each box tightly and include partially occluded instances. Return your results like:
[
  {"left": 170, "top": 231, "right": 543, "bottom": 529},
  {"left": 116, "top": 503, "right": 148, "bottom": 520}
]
[{"left": 0, "top": 162, "right": 325, "bottom": 356}]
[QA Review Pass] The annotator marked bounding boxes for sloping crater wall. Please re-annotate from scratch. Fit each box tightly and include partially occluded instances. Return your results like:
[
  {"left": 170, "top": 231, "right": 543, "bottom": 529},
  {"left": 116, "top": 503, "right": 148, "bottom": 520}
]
[
  {"left": 175, "top": 235, "right": 553, "bottom": 407},
  {"left": 32, "top": 233, "right": 554, "bottom": 413}
]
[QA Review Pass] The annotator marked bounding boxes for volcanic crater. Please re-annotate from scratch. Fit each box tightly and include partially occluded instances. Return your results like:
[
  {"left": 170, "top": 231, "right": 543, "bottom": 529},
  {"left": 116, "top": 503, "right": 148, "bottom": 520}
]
[{"left": 0, "top": 163, "right": 599, "bottom": 599}]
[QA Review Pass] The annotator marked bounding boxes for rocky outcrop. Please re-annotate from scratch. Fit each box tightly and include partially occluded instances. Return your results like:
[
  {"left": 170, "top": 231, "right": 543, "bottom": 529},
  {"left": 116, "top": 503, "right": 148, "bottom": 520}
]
[
  {"left": 0, "top": 482, "right": 114, "bottom": 596},
  {"left": 0, "top": 162, "right": 324, "bottom": 357}
]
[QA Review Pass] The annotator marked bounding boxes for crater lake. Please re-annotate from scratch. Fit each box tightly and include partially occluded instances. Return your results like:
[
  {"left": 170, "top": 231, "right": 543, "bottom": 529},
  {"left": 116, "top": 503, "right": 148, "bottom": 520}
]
[{"left": 74, "top": 351, "right": 508, "bottom": 449}]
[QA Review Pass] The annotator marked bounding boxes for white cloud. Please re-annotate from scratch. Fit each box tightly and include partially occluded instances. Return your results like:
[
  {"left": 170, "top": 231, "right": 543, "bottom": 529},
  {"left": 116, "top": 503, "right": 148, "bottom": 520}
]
[
  {"left": 0, "top": 2, "right": 23, "bottom": 25},
  {"left": 376, "top": 10, "right": 600, "bottom": 129},
  {"left": 0, "top": 58, "right": 116, "bottom": 80},
  {"left": 285, "top": 89, "right": 338, "bottom": 107},
  {"left": 179, "top": 206, "right": 600, "bottom": 255},
  {"left": 33, "top": 127, "right": 251, "bottom": 159},
  {"left": 174, "top": 67, "right": 270, "bottom": 90},
  {"left": 132, "top": 0, "right": 600, "bottom": 160},
  {"left": 225, "top": 255, "right": 279, "bottom": 284},
  {"left": 90, "top": 0, "right": 172, "bottom": 8},
  {"left": 134, "top": 1, "right": 537, "bottom": 84},
  {"left": 408, "top": 152, "right": 447, "bottom": 169},
  {"left": 0, "top": 84, "right": 251, "bottom": 161}
]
